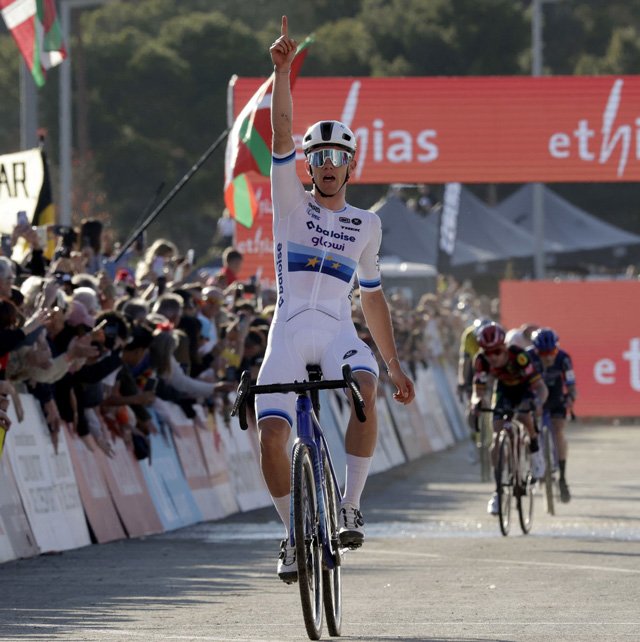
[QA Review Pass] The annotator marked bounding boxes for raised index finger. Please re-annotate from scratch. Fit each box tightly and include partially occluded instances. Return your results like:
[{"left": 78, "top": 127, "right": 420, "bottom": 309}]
[{"left": 281, "top": 15, "right": 288, "bottom": 37}]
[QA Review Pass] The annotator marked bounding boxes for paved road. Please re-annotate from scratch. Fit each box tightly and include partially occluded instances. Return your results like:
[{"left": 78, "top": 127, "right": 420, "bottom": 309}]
[{"left": 0, "top": 422, "right": 638, "bottom": 641}]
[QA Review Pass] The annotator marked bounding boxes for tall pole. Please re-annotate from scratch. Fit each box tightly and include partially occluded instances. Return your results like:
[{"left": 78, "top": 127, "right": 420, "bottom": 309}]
[
  {"left": 58, "top": 0, "right": 114, "bottom": 227},
  {"left": 532, "top": 0, "right": 545, "bottom": 279},
  {"left": 19, "top": 63, "right": 39, "bottom": 149},
  {"left": 59, "top": 1, "right": 72, "bottom": 226}
]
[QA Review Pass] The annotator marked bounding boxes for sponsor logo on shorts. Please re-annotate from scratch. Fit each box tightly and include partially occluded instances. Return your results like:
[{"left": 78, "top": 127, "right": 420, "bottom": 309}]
[{"left": 343, "top": 349, "right": 358, "bottom": 359}]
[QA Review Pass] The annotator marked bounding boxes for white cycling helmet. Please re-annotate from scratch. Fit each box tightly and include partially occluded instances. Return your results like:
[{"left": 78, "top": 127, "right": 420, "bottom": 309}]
[{"left": 302, "top": 120, "right": 357, "bottom": 155}]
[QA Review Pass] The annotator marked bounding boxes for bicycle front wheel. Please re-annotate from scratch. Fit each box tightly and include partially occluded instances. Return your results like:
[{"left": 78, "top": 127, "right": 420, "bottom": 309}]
[
  {"left": 517, "top": 442, "right": 535, "bottom": 534},
  {"left": 321, "top": 453, "right": 342, "bottom": 637},
  {"left": 496, "top": 431, "right": 513, "bottom": 536},
  {"left": 292, "top": 443, "right": 323, "bottom": 640},
  {"left": 479, "top": 413, "right": 492, "bottom": 483}
]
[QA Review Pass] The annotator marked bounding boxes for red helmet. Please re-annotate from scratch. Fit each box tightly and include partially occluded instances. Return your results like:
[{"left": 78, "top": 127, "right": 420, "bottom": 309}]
[{"left": 476, "top": 322, "right": 506, "bottom": 350}]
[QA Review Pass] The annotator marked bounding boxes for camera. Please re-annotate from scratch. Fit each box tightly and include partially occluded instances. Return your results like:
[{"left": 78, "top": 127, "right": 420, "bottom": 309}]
[
  {"left": 103, "top": 323, "right": 119, "bottom": 350},
  {"left": 242, "top": 274, "right": 258, "bottom": 295},
  {"left": 53, "top": 271, "right": 72, "bottom": 285},
  {"left": 1, "top": 234, "right": 12, "bottom": 257},
  {"left": 53, "top": 225, "right": 77, "bottom": 259}
]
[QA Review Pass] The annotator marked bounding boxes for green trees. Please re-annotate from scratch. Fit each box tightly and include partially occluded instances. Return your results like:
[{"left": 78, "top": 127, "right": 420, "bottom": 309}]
[{"left": 1, "top": 0, "right": 640, "bottom": 255}]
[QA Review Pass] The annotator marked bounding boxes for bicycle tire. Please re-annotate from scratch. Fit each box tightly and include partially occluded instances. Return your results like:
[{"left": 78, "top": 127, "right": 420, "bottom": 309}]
[
  {"left": 292, "top": 443, "right": 323, "bottom": 640},
  {"left": 517, "top": 440, "right": 535, "bottom": 534},
  {"left": 543, "top": 425, "right": 555, "bottom": 516},
  {"left": 496, "top": 431, "right": 513, "bottom": 537},
  {"left": 479, "top": 414, "right": 492, "bottom": 483},
  {"left": 321, "top": 453, "right": 342, "bottom": 637}
]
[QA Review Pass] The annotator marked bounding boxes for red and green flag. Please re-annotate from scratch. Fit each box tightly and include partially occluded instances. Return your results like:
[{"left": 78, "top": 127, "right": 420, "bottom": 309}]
[
  {"left": 224, "top": 36, "right": 312, "bottom": 228},
  {"left": 1, "top": 0, "right": 67, "bottom": 88}
]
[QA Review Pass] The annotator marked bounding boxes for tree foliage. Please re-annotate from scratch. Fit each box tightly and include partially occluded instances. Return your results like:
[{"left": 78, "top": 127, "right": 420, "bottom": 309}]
[{"left": 1, "top": 0, "right": 640, "bottom": 255}]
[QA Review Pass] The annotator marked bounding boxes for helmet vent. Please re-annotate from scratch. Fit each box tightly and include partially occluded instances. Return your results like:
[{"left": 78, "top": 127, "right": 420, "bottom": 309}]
[{"left": 320, "top": 121, "right": 333, "bottom": 141}]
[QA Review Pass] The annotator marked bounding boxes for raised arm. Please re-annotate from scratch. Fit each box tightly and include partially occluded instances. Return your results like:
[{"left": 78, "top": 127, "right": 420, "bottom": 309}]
[{"left": 269, "top": 15, "right": 297, "bottom": 155}]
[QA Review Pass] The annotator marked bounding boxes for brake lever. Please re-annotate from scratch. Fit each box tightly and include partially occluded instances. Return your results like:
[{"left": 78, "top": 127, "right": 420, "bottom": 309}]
[
  {"left": 231, "top": 370, "right": 252, "bottom": 430},
  {"left": 342, "top": 364, "right": 367, "bottom": 423}
]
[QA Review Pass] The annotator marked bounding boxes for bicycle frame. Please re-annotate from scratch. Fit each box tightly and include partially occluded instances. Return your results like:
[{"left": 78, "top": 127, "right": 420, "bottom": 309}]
[
  {"left": 491, "top": 405, "right": 536, "bottom": 536},
  {"left": 487, "top": 409, "right": 528, "bottom": 482},
  {"left": 290, "top": 393, "right": 343, "bottom": 570},
  {"left": 231, "top": 364, "right": 364, "bottom": 640}
]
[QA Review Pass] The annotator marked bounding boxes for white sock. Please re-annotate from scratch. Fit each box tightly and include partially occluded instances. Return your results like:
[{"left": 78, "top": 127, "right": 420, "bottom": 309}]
[
  {"left": 272, "top": 494, "right": 291, "bottom": 536},
  {"left": 342, "top": 454, "right": 373, "bottom": 508}
]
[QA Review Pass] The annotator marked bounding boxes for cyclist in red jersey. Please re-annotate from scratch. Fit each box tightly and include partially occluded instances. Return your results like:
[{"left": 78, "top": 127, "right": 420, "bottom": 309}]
[{"left": 471, "top": 322, "right": 548, "bottom": 515}]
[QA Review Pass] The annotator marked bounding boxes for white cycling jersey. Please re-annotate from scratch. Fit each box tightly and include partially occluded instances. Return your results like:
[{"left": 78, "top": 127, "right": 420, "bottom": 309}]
[
  {"left": 270, "top": 148, "right": 382, "bottom": 323},
  {"left": 254, "top": 148, "right": 382, "bottom": 427}
]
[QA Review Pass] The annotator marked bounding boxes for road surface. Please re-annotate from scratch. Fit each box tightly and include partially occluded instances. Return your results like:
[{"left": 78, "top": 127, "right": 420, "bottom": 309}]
[{"left": 0, "top": 421, "right": 638, "bottom": 641}]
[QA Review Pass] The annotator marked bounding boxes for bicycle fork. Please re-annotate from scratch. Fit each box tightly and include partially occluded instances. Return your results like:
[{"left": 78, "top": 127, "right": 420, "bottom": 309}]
[{"left": 289, "top": 394, "right": 338, "bottom": 571}]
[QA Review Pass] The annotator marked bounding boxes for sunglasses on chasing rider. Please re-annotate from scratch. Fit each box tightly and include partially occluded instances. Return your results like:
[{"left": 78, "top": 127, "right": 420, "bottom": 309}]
[
  {"left": 538, "top": 348, "right": 558, "bottom": 357},
  {"left": 307, "top": 148, "right": 353, "bottom": 168}
]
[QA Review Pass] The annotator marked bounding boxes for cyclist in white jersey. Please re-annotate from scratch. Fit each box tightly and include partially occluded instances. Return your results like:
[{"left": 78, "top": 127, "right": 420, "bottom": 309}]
[{"left": 262, "top": 15, "right": 415, "bottom": 583}]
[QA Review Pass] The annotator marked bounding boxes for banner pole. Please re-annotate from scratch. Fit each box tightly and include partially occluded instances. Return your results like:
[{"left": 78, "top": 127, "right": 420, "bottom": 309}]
[{"left": 114, "top": 128, "right": 229, "bottom": 263}]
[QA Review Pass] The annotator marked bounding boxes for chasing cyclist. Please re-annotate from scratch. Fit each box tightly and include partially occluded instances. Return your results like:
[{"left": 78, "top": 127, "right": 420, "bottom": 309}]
[
  {"left": 457, "top": 317, "right": 491, "bottom": 463},
  {"left": 471, "top": 322, "right": 548, "bottom": 515},
  {"left": 527, "top": 328, "right": 577, "bottom": 503},
  {"left": 261, "top": 16, "right": 415, "bottom": 583}
]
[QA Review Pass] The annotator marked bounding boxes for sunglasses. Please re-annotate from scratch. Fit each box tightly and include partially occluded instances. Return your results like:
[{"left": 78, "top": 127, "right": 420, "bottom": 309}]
[
  {"left": 484, "top": 347, "right": 505, "bottom": 357},
  {"left": 307, "top": 149, "right": 353, "bottom": 167}
]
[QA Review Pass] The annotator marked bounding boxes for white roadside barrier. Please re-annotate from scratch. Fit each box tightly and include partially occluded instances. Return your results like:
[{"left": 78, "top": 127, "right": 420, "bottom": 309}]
[{"left": 0, "top": 360, "right": 466, "bottom": 563}]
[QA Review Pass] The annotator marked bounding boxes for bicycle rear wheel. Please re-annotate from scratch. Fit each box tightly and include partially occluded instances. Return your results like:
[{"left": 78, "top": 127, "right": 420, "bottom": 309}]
[
  {"left": 517, "top": 440, "right": 535, "bottom": 534},
  {"left": 321, "top": 454, "right": 342, "bottom": 637},
  {"left": 543, "top": 426, "right": 555, "bottom": 516},
  {"left": 496, "top": 431, "right": 513, "bottom": 536},
  {"left": 293, "top": 443, "right": 323, "bottom": 640}
]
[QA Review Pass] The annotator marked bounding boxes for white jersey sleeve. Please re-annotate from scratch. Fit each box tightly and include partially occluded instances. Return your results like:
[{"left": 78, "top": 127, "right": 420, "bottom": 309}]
[
  {"left": 357, "top": 214, "right": 382, "bottom": 292},
  {"left": 271, "top": 148, "right": 306, "bottom": 220}
]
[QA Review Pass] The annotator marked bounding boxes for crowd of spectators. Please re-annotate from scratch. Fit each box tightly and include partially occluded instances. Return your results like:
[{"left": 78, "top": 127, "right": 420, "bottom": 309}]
[
  {"left": 376, "top": 276, "right": 498, "bottom": 383},
  {"left": 0, "top": 215, "right": 497, "bottom": 461},
  {"left": 0, "top": 218, "right": 272, "bottom": 459}
]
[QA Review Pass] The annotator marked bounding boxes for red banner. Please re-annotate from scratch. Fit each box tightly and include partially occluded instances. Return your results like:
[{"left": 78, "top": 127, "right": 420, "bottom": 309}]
[
  {"left": 231, "top": 75, "right": 640, "bottom": 183},
  {"left": 500, "top": 280, "right": 640, "bottom": 417}
]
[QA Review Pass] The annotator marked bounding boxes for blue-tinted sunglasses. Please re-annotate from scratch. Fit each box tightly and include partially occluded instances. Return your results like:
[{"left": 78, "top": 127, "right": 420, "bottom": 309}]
[{"left": 307, "top": 148, "right": 353, "bottom": 167}]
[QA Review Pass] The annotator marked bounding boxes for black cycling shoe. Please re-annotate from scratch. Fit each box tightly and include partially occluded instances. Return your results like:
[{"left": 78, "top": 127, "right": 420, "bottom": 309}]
[{"left": 559, "top": 479, "right": 571, "bottom": 503}]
